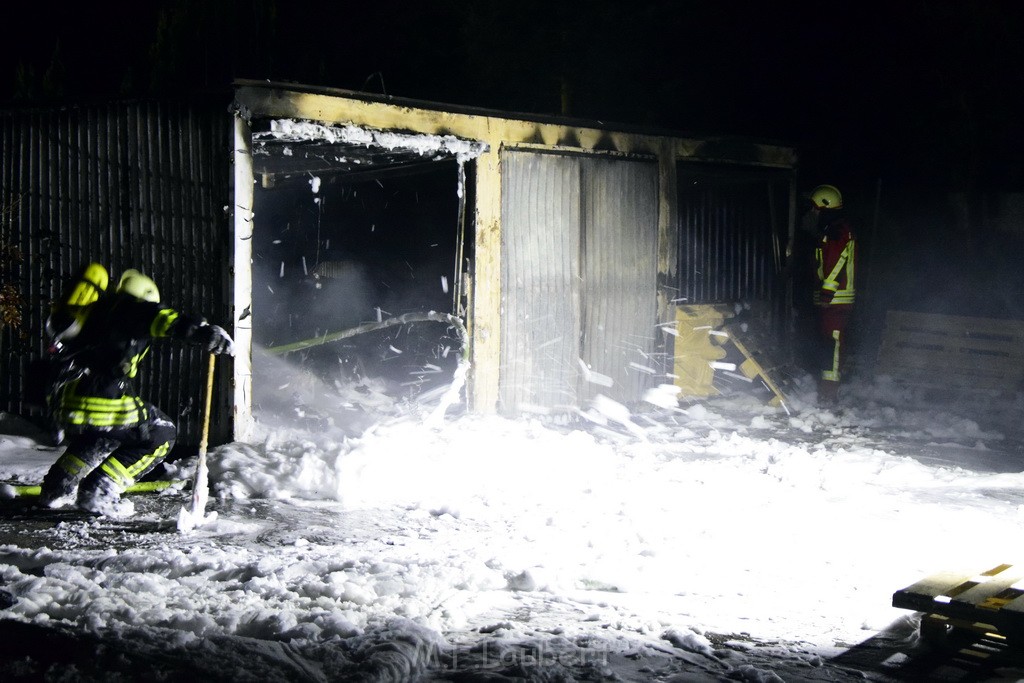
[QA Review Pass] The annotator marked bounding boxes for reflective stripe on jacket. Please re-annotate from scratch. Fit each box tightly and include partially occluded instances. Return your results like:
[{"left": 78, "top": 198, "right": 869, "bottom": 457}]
[{"left": 814, "top": 220, "right": 856, "bottom": 306}]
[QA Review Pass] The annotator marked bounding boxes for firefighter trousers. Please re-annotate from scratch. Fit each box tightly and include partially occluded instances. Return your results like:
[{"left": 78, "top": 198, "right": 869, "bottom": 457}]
[
  {"left": 816, "top": 304, "right": 853, "bottom": 400},
  {"left": 40, "top": 404, "right": 177, "bottom": 508}
]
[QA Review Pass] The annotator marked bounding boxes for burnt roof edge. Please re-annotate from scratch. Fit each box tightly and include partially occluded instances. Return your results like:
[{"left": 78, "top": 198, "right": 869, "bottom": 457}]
[{"left": 233, "top": 79, "right": 796, "bottom": 162}]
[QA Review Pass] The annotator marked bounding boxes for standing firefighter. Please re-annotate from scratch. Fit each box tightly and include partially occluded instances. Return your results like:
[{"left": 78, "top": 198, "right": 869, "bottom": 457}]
[
  {"left": 810, "top": 185, "right": 857, "bottom": 404},
  {"left": 38, "top": 263, "right": 234, "bottom": 515}
]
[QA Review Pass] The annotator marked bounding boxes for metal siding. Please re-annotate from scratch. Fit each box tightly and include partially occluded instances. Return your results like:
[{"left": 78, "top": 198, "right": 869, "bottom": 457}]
[
  {"left": 580, "top": 157, "right": 659, "bottom": 405},
  {"left": 0, "top": 101, "right": 232, "bottom": 447},
  {"left": 500, "top": 150, "right": 581, "bottom": 414},
  {"left": 500, "top": 151, "right": 659, "bottom": 414},
  {"left": 677, "top": 168, "right": 787, "bottom": 307}
]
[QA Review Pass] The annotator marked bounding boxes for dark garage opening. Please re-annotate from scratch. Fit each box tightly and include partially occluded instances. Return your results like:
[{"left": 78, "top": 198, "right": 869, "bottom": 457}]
[{"left": 249, "top": 128, "right": 473, "bottom": 430}]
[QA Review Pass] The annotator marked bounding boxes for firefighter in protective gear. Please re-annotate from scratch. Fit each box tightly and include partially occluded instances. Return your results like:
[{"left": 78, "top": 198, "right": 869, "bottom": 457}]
[
  {"left": 810, "top": 185, "right": 856, "bottom": 404},
  {"left": 38, "top": 264, "right": 234, "bottom": 515}
]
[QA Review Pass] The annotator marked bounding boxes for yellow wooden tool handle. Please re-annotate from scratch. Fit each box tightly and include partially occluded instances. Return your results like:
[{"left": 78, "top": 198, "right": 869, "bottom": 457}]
[{"left": 199, "top": 352, "right": 216, "bottom": 457}]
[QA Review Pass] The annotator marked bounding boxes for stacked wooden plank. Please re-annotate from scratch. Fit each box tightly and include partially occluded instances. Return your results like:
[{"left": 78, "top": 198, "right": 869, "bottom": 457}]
[{"left": 876, "top": 311, "right": 1024, "bottom": 391}]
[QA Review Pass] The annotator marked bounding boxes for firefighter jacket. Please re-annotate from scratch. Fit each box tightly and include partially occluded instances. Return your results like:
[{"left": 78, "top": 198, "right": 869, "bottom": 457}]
[
  {"left": 814, "top": 218, "right": 856, "bottom": 307},
  {"left": 53, "top": 292, "right": 205, "bottom": 430}
]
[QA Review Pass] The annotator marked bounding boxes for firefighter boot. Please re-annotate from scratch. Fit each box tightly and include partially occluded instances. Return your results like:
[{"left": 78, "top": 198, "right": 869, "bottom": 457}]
[
  {"left": 77, "top": 469, "right": 133, "bottom": 517},
  {"left": 38, "top": 467, "right": 80, "bottom": 509},
  {"left": 39, "top": 437, "right": 118, "bottom": 508}
]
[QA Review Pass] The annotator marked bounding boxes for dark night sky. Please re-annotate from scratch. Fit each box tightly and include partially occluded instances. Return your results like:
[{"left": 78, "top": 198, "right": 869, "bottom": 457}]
[{"left": 2, "top": 0, "right": 1023, "bottom": 195}]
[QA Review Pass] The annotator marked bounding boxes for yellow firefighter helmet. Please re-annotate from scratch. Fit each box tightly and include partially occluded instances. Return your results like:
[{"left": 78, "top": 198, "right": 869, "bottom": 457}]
[
  {"left": 810, "top": 184, "right": 843, "bottom": 209},
  {"left": 117, "top": 269, "right": 161, "bottom": 303}
]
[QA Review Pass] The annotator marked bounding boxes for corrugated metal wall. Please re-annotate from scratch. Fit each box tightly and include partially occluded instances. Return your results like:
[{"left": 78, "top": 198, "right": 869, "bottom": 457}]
[
  {"left": 0, "top": 100, "right": 233, "bottom": 447},
  {"left": 500, "top": 150, "right": 659, "bottom": 414},
  {"left": 677, "top": 166, "right": 789, "bottom": 306},
  {"left": 579, "top": 157, "right": 659, "bottom": 405},
  {"left": 500, "top": 151, "right": 582, "bottom": 413}
]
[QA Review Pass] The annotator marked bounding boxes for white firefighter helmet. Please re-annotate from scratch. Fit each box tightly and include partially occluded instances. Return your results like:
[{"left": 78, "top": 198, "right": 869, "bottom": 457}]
[
  {"left": 810, "top": 184, "right": 843, "bottom": 209},
  {"left": 117, "top": 269, "right": 161, "bottom": 303}
]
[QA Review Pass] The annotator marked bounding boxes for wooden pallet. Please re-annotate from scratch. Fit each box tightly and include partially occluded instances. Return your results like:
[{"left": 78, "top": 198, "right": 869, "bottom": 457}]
[
  {"left": 671, "top": 305, "right": 787, "bottom": 408},
  {"left": 876, "top": 311, "right": 1024, "bottom": 392},
  {"left": 893, "top": 564, "right": 1024, "bottom": 643}
]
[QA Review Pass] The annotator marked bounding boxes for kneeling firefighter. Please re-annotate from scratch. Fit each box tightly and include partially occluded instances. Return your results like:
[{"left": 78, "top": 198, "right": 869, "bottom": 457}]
[{"left": 38, "top": 263, "right": 234, "bottom": 514}]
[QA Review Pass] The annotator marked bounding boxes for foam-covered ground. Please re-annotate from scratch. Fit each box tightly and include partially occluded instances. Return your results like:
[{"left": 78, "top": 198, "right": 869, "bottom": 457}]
[{"left": 1, "top": 371, "right": 1023, "bottom": 681}]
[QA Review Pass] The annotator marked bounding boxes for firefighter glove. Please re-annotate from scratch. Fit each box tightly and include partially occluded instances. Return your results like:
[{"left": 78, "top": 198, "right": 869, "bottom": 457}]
[{"left": 194, "top": 323, "right": 235, "bottom": 356}]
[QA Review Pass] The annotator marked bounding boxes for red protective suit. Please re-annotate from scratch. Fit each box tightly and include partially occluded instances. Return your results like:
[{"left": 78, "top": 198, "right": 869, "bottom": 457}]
[{"left": 813, "top": 215, "right": 856, "bottom": 402}]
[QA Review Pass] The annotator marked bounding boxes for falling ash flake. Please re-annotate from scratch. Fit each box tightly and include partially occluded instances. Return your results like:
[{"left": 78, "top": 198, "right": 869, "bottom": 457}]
[
  {"left": 586, "top": 394, "right": 647, "bottom": 439},
  {"left": 578, "top": 358, "right": 614, "bottom": 387},
  {"left": 628, "top": 362, "right": 658, "bottom": 375},
  {"left": 643, "top": 384, "right": 682, "bottom": 408}
]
